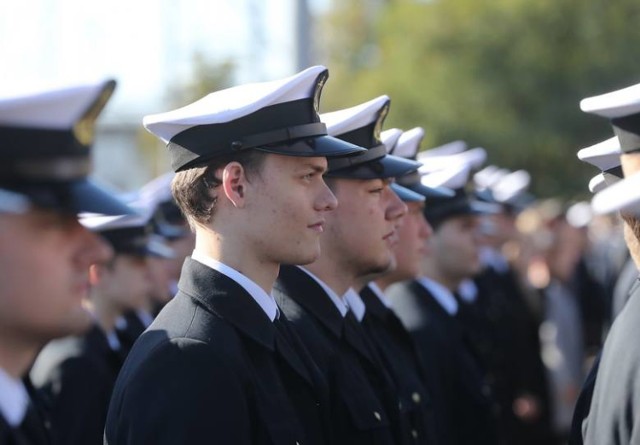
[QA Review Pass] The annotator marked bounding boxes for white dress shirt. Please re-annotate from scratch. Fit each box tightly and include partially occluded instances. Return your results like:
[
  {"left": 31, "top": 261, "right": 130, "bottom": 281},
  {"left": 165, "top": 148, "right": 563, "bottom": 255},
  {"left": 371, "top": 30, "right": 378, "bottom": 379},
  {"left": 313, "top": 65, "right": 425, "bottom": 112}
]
[
  {"left": 416, "top": 277, "right": 459, "bottom": 316},
  {"left": 192, "top": 250, "right": 279, "bottom": 321},
  {"left": 0, "top": 367, "right": 29, "bottom": 427},
  {"left": 344, "top": 288, "right": 366, "bottom": 322}
]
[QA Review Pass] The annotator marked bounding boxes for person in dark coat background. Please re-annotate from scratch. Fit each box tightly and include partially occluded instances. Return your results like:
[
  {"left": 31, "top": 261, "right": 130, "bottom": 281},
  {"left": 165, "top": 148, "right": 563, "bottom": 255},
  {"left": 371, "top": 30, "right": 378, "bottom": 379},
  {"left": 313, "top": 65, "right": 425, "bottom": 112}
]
[
  {"left": 388, "top": 158, "right": 502, "bottom": 445},
  {"left": 104, "top": 65, "right": 365, "bottom": 445},
  {"left": 0, "top": 80, "right": 131, "bottom": 444},
  {"left": 30, "top": 212, "right": 164, "bottom": 445}
]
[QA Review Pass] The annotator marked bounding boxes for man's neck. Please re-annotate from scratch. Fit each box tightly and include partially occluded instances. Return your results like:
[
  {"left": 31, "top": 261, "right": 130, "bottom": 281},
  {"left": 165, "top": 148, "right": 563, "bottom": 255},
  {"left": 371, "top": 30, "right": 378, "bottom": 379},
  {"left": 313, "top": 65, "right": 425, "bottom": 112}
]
[
  {"left": 87, "top": 297, "right": 121, "bottom": 333},
  {"left": 195, "top": 227, "right": 279, "bottom": 295},
  {"left": 422, "top": 268, "right": 461, "bottom": 292},
  {"left": 304, "top": 257, "right": 355, "bottom": 298},
  {"left": 0, "top": 337, "right": 38, "bottom": 379}
]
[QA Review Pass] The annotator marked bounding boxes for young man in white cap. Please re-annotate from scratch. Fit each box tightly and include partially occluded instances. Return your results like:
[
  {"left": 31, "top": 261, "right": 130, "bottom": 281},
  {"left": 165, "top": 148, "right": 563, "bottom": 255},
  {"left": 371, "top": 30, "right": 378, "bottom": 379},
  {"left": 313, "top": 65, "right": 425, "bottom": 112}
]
[
  {"left": 104, "top": 66, "right": 364, "bottom": 445},
  {"left": 568, "top": 82, "right": 640, "bottom": 445},
  {"left": 388, "top": 161, "right": 502, "bottom": 445},
  {"left": 357, "top": 126, "right": 453, "bottom": 445},
  {"left": 30, "top": 212, "right": 169, "bottom": 445},
  {"left": 274, "top": 95, "right": 421, "bottom": 445},
  {"left": 0, "top": 80, "right": 131, "bottom": 444}
]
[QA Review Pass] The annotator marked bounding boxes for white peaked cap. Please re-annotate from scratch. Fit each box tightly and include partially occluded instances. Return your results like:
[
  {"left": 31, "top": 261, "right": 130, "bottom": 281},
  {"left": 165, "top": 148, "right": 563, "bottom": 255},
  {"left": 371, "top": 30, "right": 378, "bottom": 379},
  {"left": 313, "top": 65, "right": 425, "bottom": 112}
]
[
  {"left": 492, "top": 170, "right": 531, "bottom": 203},
  {"left": 577, "top": 136, "right": 622, "bottom": 170},
  {"left": 321, "top": 95, "right": 390, "bottom": 136},
  {"left": 580, "top": 81, "right": 640, "bottom": 118},
  {"left": 588, "top": 173, "right": 607, "bottom": 194},
  {"left": 0, "top": 79, "right": 114, "bottom": 129},
  {"left": 566, "top": 201, "right": 593, "bottom": 228},
  {"left": 474, "top": 165, "right": 506, "bottom": 190},
  {"left": 418, "top": 140, "right": 467, "bottom": 159},
  {"left": 393, "top": 127, "right": 425, "bottom": 159},
  {"left": 136, "top": 171, "right": 175, "bottom": 210},
  {"left": 381, "top": 128, "right": 403, "bottom": 154},
  {"left": 144, "top": 65, "right": 328, "bottom": 144},
  {"left": 421, "top": 163, "right": 471, "bottom": 189},
  {"left": 592, "top": 171, "right": 640, "bottom": 215},
  {"left": 418, "top": 147, "right": 487, "bottom": 174}
]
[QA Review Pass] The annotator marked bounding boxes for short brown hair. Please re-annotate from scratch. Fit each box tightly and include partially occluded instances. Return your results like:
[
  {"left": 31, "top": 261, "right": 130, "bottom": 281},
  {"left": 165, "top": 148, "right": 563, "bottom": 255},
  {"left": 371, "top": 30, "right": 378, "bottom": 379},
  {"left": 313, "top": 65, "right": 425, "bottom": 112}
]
[{"left": 171, "top": 150, "right": 267, "bottom": 229}]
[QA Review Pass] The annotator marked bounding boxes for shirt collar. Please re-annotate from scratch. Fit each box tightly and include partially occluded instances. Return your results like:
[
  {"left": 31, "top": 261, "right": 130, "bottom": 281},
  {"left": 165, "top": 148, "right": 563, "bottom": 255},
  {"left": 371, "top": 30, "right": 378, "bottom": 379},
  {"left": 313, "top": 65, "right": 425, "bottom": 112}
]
[
  {"left": 480, "top": 247, "right": 509, "bottom": 273},
  {"left": 417, "top": 276, "right": 459, "bottom": 316},
  {"left": 298, "top": 266, "right": 348, "bottom": 317},
  {"left": 135, "top": 309, "right": 154, "bottom": 328},
  {"left": 457, "top": 279, "right": 478, "bottom": 303},
  {"left": 0, "top": 367, "right": 29, "bottom": 427},
  {"left": 192, "top": 250, "right": 279, "bottom": 321},
  {"left": 367, "top": 282, "right": 393, "bottom": 308},
  {"left": 344, "top": 288, "right": 366, "bottom": 322}
]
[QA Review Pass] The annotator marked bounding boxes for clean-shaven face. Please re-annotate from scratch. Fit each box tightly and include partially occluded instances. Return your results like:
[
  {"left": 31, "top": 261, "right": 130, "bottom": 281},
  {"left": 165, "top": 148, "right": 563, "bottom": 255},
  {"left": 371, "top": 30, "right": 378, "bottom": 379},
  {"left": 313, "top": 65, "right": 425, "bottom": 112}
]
[
  {"left": 0, "top": 209, "right": 113, "bottom": 342},
  {"left": 324, "top": 177, "right": 407, "bottom": 277},
  {"left": 244, "top": 153, "right": 338, "bottom": 266}
]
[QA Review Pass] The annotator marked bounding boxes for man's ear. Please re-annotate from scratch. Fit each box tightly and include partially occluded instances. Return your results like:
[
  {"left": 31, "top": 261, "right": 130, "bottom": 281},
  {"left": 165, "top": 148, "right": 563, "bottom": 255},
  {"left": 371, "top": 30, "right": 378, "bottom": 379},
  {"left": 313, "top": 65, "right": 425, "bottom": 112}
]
[{"left": 221, "top": 162, "right": 247, "bottom": 208}]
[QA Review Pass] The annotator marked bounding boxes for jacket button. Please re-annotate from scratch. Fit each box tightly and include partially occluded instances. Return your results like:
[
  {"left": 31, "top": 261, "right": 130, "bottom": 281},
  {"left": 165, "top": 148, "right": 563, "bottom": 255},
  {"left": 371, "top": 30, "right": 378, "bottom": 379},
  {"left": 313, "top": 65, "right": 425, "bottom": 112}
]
[
  {"left": 373, "top": 411, "right": 382, "bottom": 421},
  {"left": 412, "top": 392, "right": 421, "bottom": 403},
  {"left": 411, "top": 429, "right": 418, "bottom": 439}
]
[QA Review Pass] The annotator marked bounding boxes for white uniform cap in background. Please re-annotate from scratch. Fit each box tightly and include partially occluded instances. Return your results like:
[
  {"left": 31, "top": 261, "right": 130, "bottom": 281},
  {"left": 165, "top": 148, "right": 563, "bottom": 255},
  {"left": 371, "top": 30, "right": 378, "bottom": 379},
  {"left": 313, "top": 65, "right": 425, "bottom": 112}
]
[
  {"left": 418, "top": 140, "right": 467, "bottom": 159},
  {"left": 393, "top": 127, "right": 425, "bottom": 160},
  {"left": 421, "top": 163, "right": 471, "bottom": 189},
  {"left": 492, "top": 170, "right": 531, "bottom": 203},
  {"left": 380, "top": 128, "right": 403, "bottom": 154},
  {"left": 418, "top": 147, "right": 487, "bottom": 174},
  {"left": 580, "top": 82, "right": 640, "bottom": 118},
  {"left": 592, "top": 170, "right": 640, "bottom": 216},
  {"left": 322, "top": 95, "right": 390, "bottom": 136},
  {"left": 577, "top": 136, "right": 622, "bottom": 171}
]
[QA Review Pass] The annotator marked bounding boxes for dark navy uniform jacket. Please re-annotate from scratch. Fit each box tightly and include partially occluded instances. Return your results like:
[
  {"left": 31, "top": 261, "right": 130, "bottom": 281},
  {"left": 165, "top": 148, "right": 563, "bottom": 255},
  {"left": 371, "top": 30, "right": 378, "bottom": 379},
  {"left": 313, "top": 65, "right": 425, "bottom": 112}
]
[
  {"left": 274, "top": 265, "right": 400, "bottom": 445},
  {"left": 388, "top": 279, "right": 501, "bottom": 445},
  {"left": 30, "top": 324, "right": 123, "bottom": 445},
  {"left": 359, "top": 284, "right": 439, "bottom": 445},
  {"left": 105, "top": 257, "right": 331, "bottom": 445}
]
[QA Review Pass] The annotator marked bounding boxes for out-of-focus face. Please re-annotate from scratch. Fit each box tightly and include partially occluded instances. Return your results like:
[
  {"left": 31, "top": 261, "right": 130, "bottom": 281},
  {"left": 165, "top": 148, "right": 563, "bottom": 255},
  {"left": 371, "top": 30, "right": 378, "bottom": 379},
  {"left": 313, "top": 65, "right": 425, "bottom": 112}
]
[
  {"left": 0, "top": 209, "right": 113, "bottom": 343},
  {"left": 165, "top": 232, "right": 195, "bottom": 282},
  {"left": 390, "top": 201, "right": 433, "bottom": 281},
  {"left": 427, "top": 214, "right": 481, "bottom": 283},
  {"left": 98, "top": 254, "right": 154, "bottom": 312},
  {"left": 146, "top": 256, "right": 173, "bottom": 305},
  {"left": 323, "top": 178, "right": 408, "bottom": 278},
  {"left": 244, "top": 154, "right": 338, "bottom": 266}
]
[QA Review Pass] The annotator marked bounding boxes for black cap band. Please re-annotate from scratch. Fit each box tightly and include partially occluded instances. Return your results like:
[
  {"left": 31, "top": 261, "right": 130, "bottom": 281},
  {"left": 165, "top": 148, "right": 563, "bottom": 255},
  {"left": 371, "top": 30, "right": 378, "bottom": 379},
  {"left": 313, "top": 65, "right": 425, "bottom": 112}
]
[
  {"left": 612, "top": 112, "right": 640, "bottom": 153},
  {"left": 326, "top": 144, "right": 386, "bottom": 172}
]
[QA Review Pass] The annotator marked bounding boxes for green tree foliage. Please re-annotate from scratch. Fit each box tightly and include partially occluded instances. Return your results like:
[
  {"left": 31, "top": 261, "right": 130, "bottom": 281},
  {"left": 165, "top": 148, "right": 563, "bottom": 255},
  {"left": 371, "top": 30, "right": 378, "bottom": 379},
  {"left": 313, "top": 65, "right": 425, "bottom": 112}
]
[{"left": 320, "top": 0, "right": 640, "bottom": 198}]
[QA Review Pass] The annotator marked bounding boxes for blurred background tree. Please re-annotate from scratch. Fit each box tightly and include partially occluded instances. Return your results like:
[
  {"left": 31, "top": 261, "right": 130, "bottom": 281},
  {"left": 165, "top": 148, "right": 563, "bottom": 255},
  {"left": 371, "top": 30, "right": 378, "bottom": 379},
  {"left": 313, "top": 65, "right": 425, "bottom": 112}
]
[{"left": 318, "top": 0, "right": 640, "bottom": 198}]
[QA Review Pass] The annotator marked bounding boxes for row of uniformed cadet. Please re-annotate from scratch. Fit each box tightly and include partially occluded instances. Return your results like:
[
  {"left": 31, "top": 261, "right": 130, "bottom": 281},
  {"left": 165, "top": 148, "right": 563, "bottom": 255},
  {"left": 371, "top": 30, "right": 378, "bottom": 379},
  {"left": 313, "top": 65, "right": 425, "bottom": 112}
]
[
  {"left": 0, "top": 64, "right": 582, "bottom": 445},
  {"left": 567, "top": 82, "right": 640, "bottom": 445}
]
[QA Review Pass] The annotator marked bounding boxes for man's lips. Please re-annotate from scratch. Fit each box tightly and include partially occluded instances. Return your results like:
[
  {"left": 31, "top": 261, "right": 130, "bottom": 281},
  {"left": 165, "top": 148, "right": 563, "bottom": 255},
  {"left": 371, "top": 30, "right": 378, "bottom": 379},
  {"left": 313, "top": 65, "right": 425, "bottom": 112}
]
[{"left": 308, "top": 221, "right": 325, "bottom": 233}]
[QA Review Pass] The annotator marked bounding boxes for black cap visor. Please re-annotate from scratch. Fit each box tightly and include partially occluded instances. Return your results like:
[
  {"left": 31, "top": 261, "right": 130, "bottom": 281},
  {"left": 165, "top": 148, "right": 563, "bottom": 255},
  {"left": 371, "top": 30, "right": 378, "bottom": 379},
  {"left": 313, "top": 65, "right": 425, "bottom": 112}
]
[
  {"left": 327, "top": 152, "right": 421, "bottom": 180},
  {"left": 4, "top": 179, "right": 134, "bottom": 216},
  {"left": 391, "top": 183, "right": 425, "bottom": 203}
]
